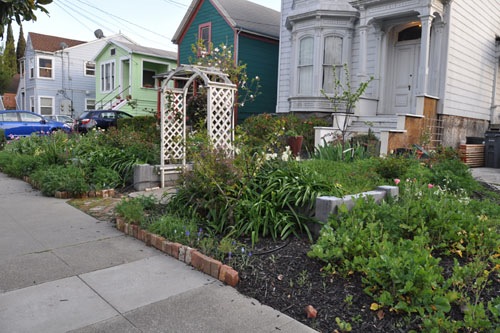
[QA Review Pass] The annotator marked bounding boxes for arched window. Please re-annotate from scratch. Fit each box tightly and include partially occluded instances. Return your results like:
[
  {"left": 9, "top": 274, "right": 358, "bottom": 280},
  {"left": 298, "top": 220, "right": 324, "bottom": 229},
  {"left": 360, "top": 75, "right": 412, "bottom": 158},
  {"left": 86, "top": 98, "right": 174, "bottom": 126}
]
[
  {"left": 298, "top": 37, "right": 314, "bottom": 95},
  {"left": 323, "top": 36, "right": 343, "bottom": 92}
]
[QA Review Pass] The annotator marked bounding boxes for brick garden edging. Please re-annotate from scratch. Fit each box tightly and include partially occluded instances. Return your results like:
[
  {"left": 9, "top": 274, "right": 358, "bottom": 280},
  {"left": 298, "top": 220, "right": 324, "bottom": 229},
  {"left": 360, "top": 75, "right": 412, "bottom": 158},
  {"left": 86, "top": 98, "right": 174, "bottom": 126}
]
[
  {"left": 23, "top": 176, "right": 116, "bottom": 199},
  {"left": 115, "top": 217, "right": 239, "bottom": 287}
]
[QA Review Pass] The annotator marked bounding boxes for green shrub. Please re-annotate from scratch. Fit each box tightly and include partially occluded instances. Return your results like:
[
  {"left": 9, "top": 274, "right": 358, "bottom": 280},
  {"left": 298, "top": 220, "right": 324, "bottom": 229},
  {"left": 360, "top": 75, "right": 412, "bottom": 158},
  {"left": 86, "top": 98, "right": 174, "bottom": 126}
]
[
  {"left": 89, "top": 166, "right": 122, "bottom": 190},
  {"left": 0, "top": 129, "right": 6, "bottom": 149},
  {"left": 374, "top": 155, "right": 417, "bottom": 180},
  {"left": 115, "top": 195, "right": 160, "bottom": 226},
  {"left": 147, "top": 215, "right": 201, "bottom": 247},
  {"left": 239, "top": 113, "right": 329, "bottom": 154},
  {"left": 301, "top": 158, "right": 382, "bottom": 194},
  {"left": 31, "top": 165, "right": 89, "bottom": 196},
  {"left": 0, "top": 153, "right": 45, "bottom": 178}
]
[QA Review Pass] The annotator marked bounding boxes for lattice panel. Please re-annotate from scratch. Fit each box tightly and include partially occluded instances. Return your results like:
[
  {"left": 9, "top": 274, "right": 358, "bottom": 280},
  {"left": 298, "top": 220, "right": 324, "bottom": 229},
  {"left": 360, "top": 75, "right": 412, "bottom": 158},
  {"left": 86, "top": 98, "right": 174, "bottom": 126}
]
[
  {"left": 162, "top": 89, "right": 185, "bottom": 163},
  {"left": 208, "top": 86, "right": 234, "bottom": 152}
]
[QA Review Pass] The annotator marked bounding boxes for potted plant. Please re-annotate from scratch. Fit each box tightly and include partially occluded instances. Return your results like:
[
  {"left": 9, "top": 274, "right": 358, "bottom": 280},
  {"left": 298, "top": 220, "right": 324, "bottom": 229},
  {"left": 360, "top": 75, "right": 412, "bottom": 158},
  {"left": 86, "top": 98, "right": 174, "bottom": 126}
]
[{"left": 285, "top": 129, "right": 303, "bottom": 157}]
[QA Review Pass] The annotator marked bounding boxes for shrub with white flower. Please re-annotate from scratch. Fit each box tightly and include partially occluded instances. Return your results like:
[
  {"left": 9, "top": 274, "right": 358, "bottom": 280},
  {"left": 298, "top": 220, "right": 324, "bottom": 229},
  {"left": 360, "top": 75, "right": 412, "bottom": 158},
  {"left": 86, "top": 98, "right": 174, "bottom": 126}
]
[{"left": 189, "top": 40, "right": 261, "bottom": 107}]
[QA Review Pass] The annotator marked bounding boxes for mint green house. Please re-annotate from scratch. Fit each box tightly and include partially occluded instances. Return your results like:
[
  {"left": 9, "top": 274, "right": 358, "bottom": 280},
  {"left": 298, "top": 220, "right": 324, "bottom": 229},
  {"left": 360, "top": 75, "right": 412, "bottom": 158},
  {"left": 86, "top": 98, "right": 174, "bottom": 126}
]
[
  {"left": 94, "top": 40, "right": 177, "bottom": 116},
  {"left": 172, "top": 0, "right": 280, "bottom": 122}
]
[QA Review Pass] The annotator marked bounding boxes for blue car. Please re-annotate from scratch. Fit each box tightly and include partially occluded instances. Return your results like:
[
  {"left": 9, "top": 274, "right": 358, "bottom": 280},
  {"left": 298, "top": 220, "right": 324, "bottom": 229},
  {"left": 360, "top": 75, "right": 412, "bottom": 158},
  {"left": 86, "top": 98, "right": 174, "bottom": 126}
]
[{"left": 0, "top": 110, "right": 72, "bottom": 139}]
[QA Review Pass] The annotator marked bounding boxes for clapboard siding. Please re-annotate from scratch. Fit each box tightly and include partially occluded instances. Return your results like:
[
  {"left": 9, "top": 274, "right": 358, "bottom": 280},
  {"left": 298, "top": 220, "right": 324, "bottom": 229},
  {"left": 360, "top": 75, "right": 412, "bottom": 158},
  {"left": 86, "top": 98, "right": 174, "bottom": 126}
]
[
  {"left": 277, "top": 0, "right": 293, "bottom": 113},
  {"left": 238, "top": 35, "right": 279, "bottom": 118},
  {"left": 178, "top": 1, "right": 234, "bottom": 65},
  {"left": 444, "top": 0, "right": 499, "bottom": 119}
]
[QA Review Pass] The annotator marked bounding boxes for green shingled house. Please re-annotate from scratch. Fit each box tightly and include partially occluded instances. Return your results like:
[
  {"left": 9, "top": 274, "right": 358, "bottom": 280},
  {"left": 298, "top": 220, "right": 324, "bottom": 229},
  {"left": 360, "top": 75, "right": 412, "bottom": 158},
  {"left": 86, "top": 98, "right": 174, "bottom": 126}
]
[{"left": 172, "top": 0, "right": 280, "bottom": 122}]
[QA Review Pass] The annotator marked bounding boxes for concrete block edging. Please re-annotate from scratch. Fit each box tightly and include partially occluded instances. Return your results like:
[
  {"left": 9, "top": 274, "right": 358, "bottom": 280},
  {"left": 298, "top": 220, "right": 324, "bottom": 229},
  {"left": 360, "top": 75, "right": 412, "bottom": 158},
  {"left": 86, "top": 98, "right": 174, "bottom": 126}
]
[{"left": 315, "top": 185, "right": 399, "bottom": 223}]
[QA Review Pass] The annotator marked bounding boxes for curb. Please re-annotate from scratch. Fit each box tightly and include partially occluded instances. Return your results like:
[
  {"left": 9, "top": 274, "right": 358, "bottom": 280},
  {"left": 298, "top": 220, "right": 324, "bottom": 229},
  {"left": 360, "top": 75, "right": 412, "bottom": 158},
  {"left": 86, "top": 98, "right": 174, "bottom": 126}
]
[{"left": 115, "top": 217, "right": 239, "bottom": 287}]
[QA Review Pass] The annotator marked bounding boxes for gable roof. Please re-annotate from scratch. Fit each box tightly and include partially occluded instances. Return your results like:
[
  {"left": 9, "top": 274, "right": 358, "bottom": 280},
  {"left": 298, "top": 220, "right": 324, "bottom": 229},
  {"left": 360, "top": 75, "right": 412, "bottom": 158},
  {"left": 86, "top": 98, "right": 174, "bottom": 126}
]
[
  {"left": 28, "top": 32, "right": 86, "bottom": 52},
  {"left": 114, "top": 41, "right": 177, "bottom": 60},
  {"left": 94, "top": 40, "right": 177, "bottom": 61},
  {"left": 173, "top": 0, "right": 280, "bottom": 43}
]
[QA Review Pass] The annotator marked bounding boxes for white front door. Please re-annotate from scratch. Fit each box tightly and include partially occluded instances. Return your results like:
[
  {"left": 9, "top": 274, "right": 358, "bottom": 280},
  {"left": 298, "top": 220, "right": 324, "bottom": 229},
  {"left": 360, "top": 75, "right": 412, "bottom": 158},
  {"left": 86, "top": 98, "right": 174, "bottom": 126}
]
[{"left": 390, "top": 41, "right": 420, "bottom": 114}]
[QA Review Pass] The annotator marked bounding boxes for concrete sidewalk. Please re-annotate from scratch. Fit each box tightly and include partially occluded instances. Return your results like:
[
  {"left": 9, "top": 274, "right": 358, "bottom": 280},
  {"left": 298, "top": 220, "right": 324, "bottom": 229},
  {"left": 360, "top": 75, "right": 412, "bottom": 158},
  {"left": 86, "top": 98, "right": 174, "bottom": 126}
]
[{"left": 0, "top": 173, "right": 316, "bottom": 333}]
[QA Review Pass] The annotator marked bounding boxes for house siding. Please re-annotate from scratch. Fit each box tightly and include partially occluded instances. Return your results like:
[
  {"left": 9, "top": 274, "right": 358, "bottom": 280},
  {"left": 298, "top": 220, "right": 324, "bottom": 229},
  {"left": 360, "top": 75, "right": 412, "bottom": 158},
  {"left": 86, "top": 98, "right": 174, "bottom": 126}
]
[
  {"left": 277, "top": 0, "right": 293, "bottom": 114},
  {"left": 178, "top": 0, "right": 235, "bottom": 65},
  {"left": 443, "top": 0, "right": 499, "bottom": 120},
  {"left": 238, "top": 35, "right": 279, "bottom": 119},
  {"left": 16, "top": 34, "right": 135, "bottom": 118},
  {"left": 95, "top": 43, "right": 175, "bottom": 116}
]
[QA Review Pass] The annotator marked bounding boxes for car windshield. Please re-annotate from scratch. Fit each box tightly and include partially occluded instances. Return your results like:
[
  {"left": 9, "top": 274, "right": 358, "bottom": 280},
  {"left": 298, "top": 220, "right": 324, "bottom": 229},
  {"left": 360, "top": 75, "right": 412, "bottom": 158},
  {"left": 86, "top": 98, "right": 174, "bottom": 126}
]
[{"left": 79, "top": 112, "right": 91, "bottom": 119}]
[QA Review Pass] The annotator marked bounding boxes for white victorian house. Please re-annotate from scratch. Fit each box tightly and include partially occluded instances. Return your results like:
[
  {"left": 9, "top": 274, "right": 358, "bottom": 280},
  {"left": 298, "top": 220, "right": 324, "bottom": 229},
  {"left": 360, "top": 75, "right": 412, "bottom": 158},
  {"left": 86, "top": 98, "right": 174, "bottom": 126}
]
[{"left": 277, "top": 0, "right": 500, "bottom": 154}]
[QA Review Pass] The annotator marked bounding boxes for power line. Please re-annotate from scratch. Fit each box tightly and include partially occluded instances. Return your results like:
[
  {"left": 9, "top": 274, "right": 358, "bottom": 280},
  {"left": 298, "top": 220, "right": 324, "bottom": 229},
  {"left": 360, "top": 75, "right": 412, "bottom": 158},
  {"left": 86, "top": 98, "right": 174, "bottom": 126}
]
[
  {"left": 75, "top": 0, "right": 171, "bottom": 40},
  {"left": 57, "top": 1, "right": 117, "bottom": 38},
  {"left": 159, "top": 0, "right": 187, "bottom": 10}
]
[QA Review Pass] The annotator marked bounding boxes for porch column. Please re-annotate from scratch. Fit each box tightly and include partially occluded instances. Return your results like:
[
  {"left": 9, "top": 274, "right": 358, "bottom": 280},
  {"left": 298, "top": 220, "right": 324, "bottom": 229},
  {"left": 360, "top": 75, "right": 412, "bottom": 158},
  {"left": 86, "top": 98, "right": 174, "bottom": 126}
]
[
  {"left": 358, "top": 6, "right": 368, "bottom": 79},
  {"left": 417, "top": 14, "right": 434, "bottom": 96}
]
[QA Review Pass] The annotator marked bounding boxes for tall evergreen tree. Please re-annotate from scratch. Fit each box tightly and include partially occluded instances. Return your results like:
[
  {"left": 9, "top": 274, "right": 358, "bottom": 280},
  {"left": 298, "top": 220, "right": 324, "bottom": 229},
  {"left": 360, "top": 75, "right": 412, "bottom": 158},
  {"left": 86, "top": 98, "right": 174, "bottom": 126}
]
[
  {"left": 4, "top": 23, "right": 17, "bottom": 77},
  {"left": 16, "top": 24, "right": 26, "bottom": 73},
  {"left": 0, "top": 44, "right": 11, "bottom": 94}
]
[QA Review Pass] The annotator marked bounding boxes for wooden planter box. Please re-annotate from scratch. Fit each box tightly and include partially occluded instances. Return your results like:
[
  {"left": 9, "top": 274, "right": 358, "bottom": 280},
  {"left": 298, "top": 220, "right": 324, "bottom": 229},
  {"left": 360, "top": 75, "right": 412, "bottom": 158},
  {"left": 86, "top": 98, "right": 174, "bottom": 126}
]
[{"left": 459, "top": 144, "right": 484, "bottom": 167}]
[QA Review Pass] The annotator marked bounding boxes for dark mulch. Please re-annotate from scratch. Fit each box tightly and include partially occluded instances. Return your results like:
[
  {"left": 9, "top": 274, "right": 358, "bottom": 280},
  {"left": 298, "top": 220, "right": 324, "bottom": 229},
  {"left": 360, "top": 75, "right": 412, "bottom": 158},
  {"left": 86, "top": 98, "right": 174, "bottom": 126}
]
[
  {"left": 235, "top": 235, "right": 500, "bottom": 332},
  {"left": 236, "top": 237, "right": 416, "bottom": 332}
]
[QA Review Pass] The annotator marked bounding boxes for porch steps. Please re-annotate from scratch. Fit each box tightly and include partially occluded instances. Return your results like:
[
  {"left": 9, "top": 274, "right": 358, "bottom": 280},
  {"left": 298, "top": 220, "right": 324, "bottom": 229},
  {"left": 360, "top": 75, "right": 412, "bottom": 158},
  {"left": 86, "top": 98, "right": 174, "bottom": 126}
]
[{"left": 348, "top": 115, "right": 398, "bottom": 136}]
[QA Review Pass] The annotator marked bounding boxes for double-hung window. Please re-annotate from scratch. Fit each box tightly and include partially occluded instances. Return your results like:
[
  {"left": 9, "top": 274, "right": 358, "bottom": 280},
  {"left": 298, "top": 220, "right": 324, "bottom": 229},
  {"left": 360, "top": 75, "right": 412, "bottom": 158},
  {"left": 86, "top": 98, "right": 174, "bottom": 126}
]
[
  {"left": 38, "top": 57, "right": 53, "bottom": 78},
  {"left": 198, "top": 23, "right": 212, "bottom": 54},
  {"left": 298, "top": 37, "right": 314, "bottom": 95},
  {"left": 101, "top": 61, "right": 115, "bottom": 92},
  {"left": 322, "top": 36, "right": 343, "bottom": 93},
  {"left": 85, "top": 61, "right": 95, "bottom": 76},
  {"left": 39, "top": 97, "right": 54, "bottom": 115}
]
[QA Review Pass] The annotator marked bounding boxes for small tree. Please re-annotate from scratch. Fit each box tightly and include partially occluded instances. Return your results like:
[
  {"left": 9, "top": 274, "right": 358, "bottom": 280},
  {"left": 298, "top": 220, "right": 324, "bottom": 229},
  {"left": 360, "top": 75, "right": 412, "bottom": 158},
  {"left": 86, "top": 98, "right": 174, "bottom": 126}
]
[{"left": 321, "top": 64, "right": 373, "bottom": 160}]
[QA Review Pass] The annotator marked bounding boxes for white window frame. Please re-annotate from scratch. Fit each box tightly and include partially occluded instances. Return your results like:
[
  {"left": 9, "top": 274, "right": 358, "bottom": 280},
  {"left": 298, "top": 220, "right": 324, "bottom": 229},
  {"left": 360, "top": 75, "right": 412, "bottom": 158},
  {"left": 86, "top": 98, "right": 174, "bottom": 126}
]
[
  {"left": 39, "top": 96, "right": 54, "bottom": 115},
  {"left": 322, "top": 35, "right": 344, "bottom": 93},
  {"left": 85, "top": 98, "right": 96, "bottom": 110},
  {"left": 37, "top": 56, "right": 54, "bottom": 79},
  {"left": 84, "top": 61, "right": 96, "bottom": 76},
  {"left": 20, "top": 59, "right": 25, "bottom": 78},
  {"left": 297, "top": 36, "right": 314, "bottom": 95},
  {"left": 29, "top": 96, "right": 35, "bottom": 112},
  {"left": 100, "top": 61, "right": 115, "bottom": 93},
  {"left": 142, "top": 69, "right": 156, "bottom": 88},
  {"left": 29, "top": 58, "right": 35, "bottom": 79},
  {"left": 198, "top": 22, "right": 212, "bottom": 54}
]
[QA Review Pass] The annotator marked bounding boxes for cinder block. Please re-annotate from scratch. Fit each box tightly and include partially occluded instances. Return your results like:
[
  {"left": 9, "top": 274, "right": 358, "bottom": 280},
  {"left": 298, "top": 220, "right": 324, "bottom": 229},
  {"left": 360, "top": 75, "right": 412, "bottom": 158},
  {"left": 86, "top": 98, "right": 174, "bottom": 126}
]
[
  {"left": 133, "top": 164, "right": 161, "bottom": 191},
  {"left": 377, "top": 185, "right": 399, "bottom": 198},
  {"left": 315, "top": 196, "right": 342, "bottom": 222},
  {"left": 363, "top": 190, "right": 386, "bottom": 203}
]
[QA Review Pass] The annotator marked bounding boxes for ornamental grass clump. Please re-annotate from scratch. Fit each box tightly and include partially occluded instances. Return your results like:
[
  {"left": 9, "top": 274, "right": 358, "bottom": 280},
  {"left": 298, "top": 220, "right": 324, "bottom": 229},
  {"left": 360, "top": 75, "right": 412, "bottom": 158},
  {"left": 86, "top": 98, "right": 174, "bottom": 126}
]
[{"left": 166, "top": 133, "right": 341, "bottom": 245}]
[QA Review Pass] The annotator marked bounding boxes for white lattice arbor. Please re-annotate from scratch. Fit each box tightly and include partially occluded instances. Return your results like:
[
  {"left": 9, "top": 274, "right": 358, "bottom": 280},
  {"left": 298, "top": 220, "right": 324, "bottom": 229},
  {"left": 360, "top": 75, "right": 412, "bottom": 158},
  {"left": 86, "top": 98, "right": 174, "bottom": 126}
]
[{"left": 158, "top": 65, "right": 237, "bottom": 187}]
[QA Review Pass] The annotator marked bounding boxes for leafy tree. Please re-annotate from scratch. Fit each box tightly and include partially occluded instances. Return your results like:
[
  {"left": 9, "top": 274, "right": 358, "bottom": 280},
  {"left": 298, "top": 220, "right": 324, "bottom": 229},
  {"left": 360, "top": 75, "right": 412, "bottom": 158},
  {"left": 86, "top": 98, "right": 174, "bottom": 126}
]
[
  {"left": 0, "top": 0, "right": 52, "bottom": 39},
  {"left": 16, "top": 24, "right": 26, "bottom": 73}
]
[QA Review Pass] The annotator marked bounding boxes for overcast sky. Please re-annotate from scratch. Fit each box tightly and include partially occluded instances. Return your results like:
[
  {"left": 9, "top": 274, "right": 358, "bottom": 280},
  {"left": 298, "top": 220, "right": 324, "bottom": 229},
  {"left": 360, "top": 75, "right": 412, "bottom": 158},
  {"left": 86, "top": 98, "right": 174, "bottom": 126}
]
[{"left": 7, "top": 0, "right": 281, "bottom": 52}]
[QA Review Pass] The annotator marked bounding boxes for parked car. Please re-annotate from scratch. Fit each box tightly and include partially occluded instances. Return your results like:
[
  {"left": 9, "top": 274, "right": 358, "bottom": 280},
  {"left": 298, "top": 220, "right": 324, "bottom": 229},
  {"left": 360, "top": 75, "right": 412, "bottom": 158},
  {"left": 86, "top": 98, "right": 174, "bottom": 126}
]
[
  {"left": 0, "top": 110, "right": 72, "bottom": 139},
  {"left": 44, "top": 115, "right": 76, "bottom": 130},
  {"left": 76, "top": 110, "right": 133, "bottom": 133}
]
